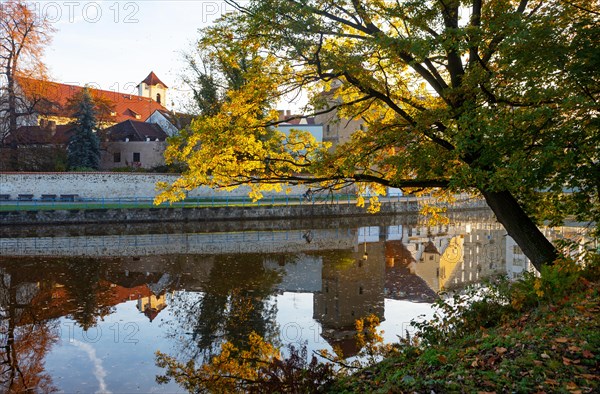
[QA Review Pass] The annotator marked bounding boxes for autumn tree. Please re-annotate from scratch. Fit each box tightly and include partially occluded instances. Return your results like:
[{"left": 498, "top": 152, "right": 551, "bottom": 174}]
[
  {"left": 0, "top": 0, "right": 54, "bottom": 145},
  {"left": 181, "top": 23, "right": 265, "bottom": 116},
  {"left": 67, "top": 88, "right": 101, "bottom": 170},
  {"left": 158, "top": 1, "right": 600, "bottom": 271}
]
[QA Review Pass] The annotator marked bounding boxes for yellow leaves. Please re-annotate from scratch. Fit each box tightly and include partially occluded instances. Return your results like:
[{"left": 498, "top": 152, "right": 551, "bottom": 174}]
[
  {"left": 533, "top": 278, "right": 544, "bottom": 298},
  {"left": 184, "top": 331, "right": 282, "bottom": 393},
  {"left": 367, "top": 196, "right": 381, "bottom": 214},
  {"left": 356, "top": 195, "right": 365, "bottom": 208},
  {"left": 419, "top": 204, "right": 450, "bottom": 226},
  {"left": 248, "top": 189, "right": 263, "bottom": 202}
]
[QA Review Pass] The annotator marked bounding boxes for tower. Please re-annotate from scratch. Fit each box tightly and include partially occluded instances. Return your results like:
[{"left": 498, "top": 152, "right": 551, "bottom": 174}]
[{"left": 137, "top": 71, "right": 168, "bottom": 106}]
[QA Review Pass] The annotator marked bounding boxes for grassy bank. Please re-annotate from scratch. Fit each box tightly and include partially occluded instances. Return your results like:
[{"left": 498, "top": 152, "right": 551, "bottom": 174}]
[{"left": 330, "top": 262, "right": 600, "bottom": 393}]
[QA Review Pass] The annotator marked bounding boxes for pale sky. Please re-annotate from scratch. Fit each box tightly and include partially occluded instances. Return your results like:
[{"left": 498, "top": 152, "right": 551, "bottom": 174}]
[{"left": 38, "top": 0, "right": 245, "bottom": 110}]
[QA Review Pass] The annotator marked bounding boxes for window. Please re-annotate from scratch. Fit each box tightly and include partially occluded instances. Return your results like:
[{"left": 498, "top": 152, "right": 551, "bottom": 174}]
[
  {"left": 113, "top": 152, "right": 121, "bottom": 163},
  {"left": 156, "top": 93, "right": 161, "bottom": 104},
  {"left": 326, "top": 124, "right": 330, "bottom": 134},
  {"left": 133, "top": 152, "right": 140, "bottom": 162}
]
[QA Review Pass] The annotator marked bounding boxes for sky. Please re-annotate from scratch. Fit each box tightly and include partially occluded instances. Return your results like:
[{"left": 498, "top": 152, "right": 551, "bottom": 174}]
[{"left": 34, "top": 0, "right": 249, "bottom": 110}]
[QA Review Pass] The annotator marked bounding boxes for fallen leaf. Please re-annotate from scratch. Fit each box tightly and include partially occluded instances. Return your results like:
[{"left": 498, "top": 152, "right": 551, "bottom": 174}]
[
  {"left": 496, "top": 347, "right": 507, "bottom": 355},
  {"left": 565, "top": 382, "right": 578, "bottom": 390},
  {"left": 541, "top": 353, "right": 550, "bottom": 359},
  {"left": 582, "top": 350, "right": 594, "bottom": 358},
  {"left": 562, "top": 357, "right": 572, "bottom": 365},
  {"left": 555, "top": 337, "right": 569, "bottom": 343},
  {"left": 438, "top": 355, "right": 447, "bottom": 363},
  {"left": 544, "top": 378, "right": 559, "bottom": 386},
  {"left": 567, "top": 346, "right": 581, "bottom": 352}
]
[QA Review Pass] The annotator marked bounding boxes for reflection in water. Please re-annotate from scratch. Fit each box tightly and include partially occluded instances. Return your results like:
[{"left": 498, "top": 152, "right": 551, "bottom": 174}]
[
  {"left": 0, "top": 266, "right": 59, "bottom": 393},
  {"left": 314, "top": 248, "right": 385, "bottom": 358},
  {"left": 0, "top": 212, "right": 592, "bottom": 392},
  {"left": 166, "top": 254, "right": 282, "bottom": 361}
]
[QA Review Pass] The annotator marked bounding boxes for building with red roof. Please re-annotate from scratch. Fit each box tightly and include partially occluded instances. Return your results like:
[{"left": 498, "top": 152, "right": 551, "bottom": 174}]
[
  {"left": 16, "top": 71, "right": 170, "bottom": 126},
  {"left": 2, "top": 72, "right": 184, "bottom": 170},
  {"left": 100, "top": 120, "right": 170, "bottom": 169}
]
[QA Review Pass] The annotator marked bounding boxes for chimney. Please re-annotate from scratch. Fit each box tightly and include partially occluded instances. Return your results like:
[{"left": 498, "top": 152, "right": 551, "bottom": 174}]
[{"left": 48, "top": 121, "right": 57, "bottom": 136}]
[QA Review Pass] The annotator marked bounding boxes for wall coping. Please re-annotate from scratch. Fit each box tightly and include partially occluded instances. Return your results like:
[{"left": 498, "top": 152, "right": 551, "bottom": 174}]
[{"left": 0, "top": 172, "right": 181, "bottom": 176}]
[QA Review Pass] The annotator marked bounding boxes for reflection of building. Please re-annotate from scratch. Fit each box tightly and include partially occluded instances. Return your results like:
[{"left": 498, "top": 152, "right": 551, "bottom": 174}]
[
  {"left": 384, "top": 240, "right": 437, "bottom": 302},
  {"left": 0, "top": 257, "right": 185, "bottom": 327},
  {"left": 137, "top": 293, "right": 169, "bottom": 322},
  {"left": 397, "top": 222, "right": 512, "bottom": 291},
  {"left": 313, "top": 244, "right": 386, "bottom": 357}
]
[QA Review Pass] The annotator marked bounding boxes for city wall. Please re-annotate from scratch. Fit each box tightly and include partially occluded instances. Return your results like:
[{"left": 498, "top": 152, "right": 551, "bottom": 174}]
[{"left": 0, "top": 172, "right": 308, "bottom": 199}]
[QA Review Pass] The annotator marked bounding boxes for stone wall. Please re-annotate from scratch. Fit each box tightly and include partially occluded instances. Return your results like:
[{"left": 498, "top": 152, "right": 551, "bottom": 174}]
[
  {"left": 0, "top": 200, "right": 419, "bottom": 226},
  {"left": 0, "top": 172, "right": 308, "bottom": 199},
  {"left": 0, "top": 228, "right": 356, "bottom": 257}
]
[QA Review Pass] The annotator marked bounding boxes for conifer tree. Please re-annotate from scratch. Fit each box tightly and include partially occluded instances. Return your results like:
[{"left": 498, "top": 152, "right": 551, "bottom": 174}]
[{"left": 67, "top": 88, "right": 100, "bottom": 170}]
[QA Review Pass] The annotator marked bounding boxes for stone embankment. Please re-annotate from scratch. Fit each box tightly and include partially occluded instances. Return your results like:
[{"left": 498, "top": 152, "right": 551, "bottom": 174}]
[{"left": 0, "top": 200, "right": 419, "bottom": 226}]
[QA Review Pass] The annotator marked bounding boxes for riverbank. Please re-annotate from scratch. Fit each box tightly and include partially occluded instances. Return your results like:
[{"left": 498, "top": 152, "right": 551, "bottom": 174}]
[
  {"left": 0, "top": 198, "right": 422, "bottom": 225},
  {"left": 329, "top": 263, "right": 600, "bottom": 393}
]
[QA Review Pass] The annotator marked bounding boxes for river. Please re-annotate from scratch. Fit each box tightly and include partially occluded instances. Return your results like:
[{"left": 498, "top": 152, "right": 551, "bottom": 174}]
[{"left": 0, "top": 210, "right": 590, "bottom": 392}]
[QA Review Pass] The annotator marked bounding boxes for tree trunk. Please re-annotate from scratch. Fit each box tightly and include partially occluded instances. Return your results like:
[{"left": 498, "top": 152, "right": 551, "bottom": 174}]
[{"left": 481, "top": 189, "right": 557, "bottom": 272}]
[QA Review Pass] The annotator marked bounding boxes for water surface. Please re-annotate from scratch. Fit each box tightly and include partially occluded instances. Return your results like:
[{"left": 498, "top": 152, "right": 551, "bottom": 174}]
[{"left": 0, "top": 211, "right": 588, "bottom": 392}]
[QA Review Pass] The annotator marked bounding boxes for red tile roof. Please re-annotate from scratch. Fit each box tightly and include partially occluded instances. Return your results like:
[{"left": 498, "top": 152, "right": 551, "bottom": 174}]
[
  {"left": 104, "top": 120, "right": 168, "bottom": 142},
  {"left": 277, "top": 111, "right": 317, "bottom": 125},
  {"left": 8, "top": 125, "right": 75, "bottom": 145},
  {"left": 140, "top": 71, "right": 168, "bottom": 88},
  {"left": 17, "top": 77, "right": 168, "bottom": 123},
  {"left": 423, "top": 241, "right": 441, "bottom": 255}
]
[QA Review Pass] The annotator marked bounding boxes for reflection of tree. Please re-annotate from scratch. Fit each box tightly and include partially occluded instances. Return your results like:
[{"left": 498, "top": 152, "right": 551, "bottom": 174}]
[
  {"left": 168, "top": 254, "right": 282, "bottom": 360},
  {"left": 0, "top": 268, "right": 59, "bottom": 393},
  {"left": 61, "top": 259, "right": 114, "bottom": 330}
]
